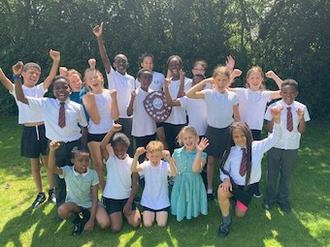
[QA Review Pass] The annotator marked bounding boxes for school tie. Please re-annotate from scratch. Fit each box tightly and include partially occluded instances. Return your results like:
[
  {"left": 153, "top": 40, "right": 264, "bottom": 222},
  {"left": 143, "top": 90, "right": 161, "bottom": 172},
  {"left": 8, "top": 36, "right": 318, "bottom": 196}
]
[
  {"left": 287, "top": 107, "right": 293, "bottom": 132},
  {"left": 239, "top": 147, "right": 247, "bottom": 176},
  {"left": 58, "top": 102, "right": 66, "bottom": 128}
]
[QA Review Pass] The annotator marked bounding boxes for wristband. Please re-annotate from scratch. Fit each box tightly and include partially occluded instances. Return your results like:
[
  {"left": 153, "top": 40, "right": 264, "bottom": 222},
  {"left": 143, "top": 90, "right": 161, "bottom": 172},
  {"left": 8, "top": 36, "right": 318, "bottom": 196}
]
[{"left": 12, "top": 75, "right": 22, "bottom": 80}]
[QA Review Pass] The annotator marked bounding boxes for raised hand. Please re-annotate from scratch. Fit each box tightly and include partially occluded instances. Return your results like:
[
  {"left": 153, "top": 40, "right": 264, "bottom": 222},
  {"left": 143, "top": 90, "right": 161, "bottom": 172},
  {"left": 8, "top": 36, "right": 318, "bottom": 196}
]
[
  {"left": 93, "top": 22, "right": 104, "bottom": 38},
  {"left": 179, "top": 70, "right": 185, "bottom": 80},
  {"left": 59, "top": 67, "right": 68, "bottom": 76},
  {"left": 270, "top": 105, "right": 283, "bottom": 121},
  {"left": 232, "top": 69, "right": 242, "bottom": 78},
  {"left": 162, "top": 150, "right": 171, "bottom": 160},
  {"left": 166, "top": 69, "right": 172, "bottom": 79},
  {"left": 165, "top": 77, "right": 172, "bottom": 87},
  {"left": 111, "top": 123, "right": 122, "bottom": 132},
  {"left": 12, "top": 61, "right": 24, "bottom": 75},
  {"left": 135, "top": 147, "right": 146, "bottom": 157},
  {"left": 88, "top": 58, "right": 96, "bottom": 69},
  {"left": 265, "top": 70, "right": 276, "bottom": 79},
  {"left": 49, "top": 49, "right": 60, "bottom": 62},
  {"left": 110, "top": 89, "right": 117, "bottom": 100},
  {"left": 49, "top": 140, "right": 61, "bottom": 151},
  {"left": 197, "top": 137, "right": 209, "bottom": 152},
  {"left": 297, "top": 108, "right": 304, "bottom": 119},
  {"left": 225, "top": 55, "right": 235, "bottom": 71}
]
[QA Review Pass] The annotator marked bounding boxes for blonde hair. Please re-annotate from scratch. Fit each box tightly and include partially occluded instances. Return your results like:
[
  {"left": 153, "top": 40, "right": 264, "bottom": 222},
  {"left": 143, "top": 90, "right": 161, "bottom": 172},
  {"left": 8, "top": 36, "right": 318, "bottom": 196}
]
[
  {"left": 67, "top": 69, "right": 82, "bottom": 79},
  {"left": 212, "top": 65, "right": 230, "bottom": 79},
  {"left": 245, "top": 66, "right": 265, "bottom": 90},
  {"left": 146, "top": 141, "right": 164, "bottom": 153},
  {"left": 84, "top": 68, "right": 104, "bottom": 90},
  {"left": 177, "top": 126, "right": 199, "bottom": 146}
]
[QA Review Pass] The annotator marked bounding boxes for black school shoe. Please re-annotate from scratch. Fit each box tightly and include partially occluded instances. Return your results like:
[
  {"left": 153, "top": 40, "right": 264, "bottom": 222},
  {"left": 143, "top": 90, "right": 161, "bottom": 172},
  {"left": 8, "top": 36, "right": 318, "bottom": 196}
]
[
  {"left": 31, "top": 192, "right": 46, "bottom": 208},
  {"left": 207, "top": 193, "right": 214, "bottom": 201},
  {"left": 72, "top": 221, "right": 84, "bottom": 236},
  {"left": 278, "top": 202, "right": 291, "bottom": 213},
  {"left": 48, "top": 189, "right": 56, "bottom": 204},
  {"left": 262, "top": 200, "right": 274, "bottom": 210},
  {"left": 218, "top": 221, "right": 231, "bottom": 237}
]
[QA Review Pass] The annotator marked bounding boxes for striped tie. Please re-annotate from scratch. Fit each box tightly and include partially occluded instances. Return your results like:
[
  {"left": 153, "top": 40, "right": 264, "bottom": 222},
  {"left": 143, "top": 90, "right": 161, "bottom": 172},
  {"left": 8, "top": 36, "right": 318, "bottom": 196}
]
[
  {"left": 58, "top": 102, "right": 66, "bottom": 128},
  {"left": 287, "top": 107, "right": 293, "bottom": 132},
  {"left": 239, "top": 147, "right": 247, "bottom": 176}
]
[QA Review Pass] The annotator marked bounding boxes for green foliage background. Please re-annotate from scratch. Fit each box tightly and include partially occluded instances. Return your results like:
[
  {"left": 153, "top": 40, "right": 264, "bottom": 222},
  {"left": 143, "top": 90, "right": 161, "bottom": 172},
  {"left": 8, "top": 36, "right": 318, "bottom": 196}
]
[{"left": 1, "top": 0, "right": 329, "bottom": 119}]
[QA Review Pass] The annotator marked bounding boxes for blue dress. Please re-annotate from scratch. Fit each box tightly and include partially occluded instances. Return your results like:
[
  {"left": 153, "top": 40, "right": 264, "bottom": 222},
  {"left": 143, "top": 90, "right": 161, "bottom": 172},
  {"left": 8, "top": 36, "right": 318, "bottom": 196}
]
[{"left": 171, "top": 147, "right": 208, "bottom": 221}]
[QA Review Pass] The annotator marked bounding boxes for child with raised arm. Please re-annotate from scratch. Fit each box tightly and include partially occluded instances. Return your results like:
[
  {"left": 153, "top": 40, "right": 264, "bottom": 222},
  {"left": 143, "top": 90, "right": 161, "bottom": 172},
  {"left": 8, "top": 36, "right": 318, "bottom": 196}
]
[
  {"left": 132, "top": 141, "right": 177, "bottom": 227},
  {"left": 170, "top": 126, "right": 209, "bottom": 221},
  {"left": 127, "top": 68, "right": 157, "bottom": 163},
  {"left": 82, "top": 68, "right": 119, "bottom": 191},
  {"left": 48, "top": 141, "right": 109, "bottom": 236},
  {"left": 227, "top": 56, "right": 283, "bottom": 198},
  {"left": 163, "top": 55, "right": 191, "bottom": 154},
  {"left": 93, "top": 22, "right": 135, "bottom": 156},
  {"left": 217, "top": 106, "right": 282, "bottom": 237},
  {"left": 100, "top": 124, "right": 141, "bottom": 232},
  {"left": 13, "top": 62, "right": 88, "bottom": 221},
  {"left": 263, "top": 79, "right": 310, "bottom": 213},
  {"left": 0, "top": 50, "right": 59, "bottom": 208},
  {"left": 186, "top": 65, "right": 240, "bottom": 201}
]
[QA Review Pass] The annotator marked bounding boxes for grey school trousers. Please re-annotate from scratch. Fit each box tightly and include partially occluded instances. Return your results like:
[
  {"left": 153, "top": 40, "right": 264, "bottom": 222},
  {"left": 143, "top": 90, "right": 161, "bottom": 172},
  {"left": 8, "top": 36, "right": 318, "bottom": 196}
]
[{"left": 265, "top": 147, "right": 298, "bottom": 206}]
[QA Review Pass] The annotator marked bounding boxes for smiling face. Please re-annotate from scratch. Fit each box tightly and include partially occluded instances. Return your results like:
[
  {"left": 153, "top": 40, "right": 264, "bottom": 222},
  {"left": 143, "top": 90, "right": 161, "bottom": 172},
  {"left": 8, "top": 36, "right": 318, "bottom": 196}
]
[
  {"left": 280, "top": 84, "right": 298, "bottom": 105},
  {"left": 138, "top": 70, "right": 153, "bottom": 91},
  {"left": 68, "top": 73, "right": 82, "bottom": 92},
  {"left": 113, "top": 142, "right": 128, "bottom": 160},
  {"left": 53, "top": 78, "right": 71, "bottom": 102},
  {"left": 72, "top": 152, "right": 90, "bottom": 174},
  {"left": 181, "top": 130, "right": 198, "bottom": 152},
  {"left": 246, "top": 70, "right": 264, "bottom": 91},
  {"left": 22, "top": 67, "right": 41, "bottom": 87},
  {"left": 192, "top": 64, "right": 206, "bottom": 76},
  {"left": 113, "top": 54, "right": 128, "bottom": 75},
  {"left": 232, "top": 128, "right": 247, "bottom": 147},
  {"left": 141, "top": 56, "right": 154, "bottom": 70},
  {"left": 168, "top": 57, "right": 182, "bottom": 79},
  {"left": 84, "top": 69, "right": 104, "bottom": 93}
]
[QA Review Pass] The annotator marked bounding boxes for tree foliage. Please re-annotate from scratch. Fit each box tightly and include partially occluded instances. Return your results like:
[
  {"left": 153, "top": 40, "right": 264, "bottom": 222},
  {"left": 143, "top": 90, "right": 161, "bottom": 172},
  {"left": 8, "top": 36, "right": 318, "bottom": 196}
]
[{"left": 0, "top": 0, "right": 329, "bottom": 119}]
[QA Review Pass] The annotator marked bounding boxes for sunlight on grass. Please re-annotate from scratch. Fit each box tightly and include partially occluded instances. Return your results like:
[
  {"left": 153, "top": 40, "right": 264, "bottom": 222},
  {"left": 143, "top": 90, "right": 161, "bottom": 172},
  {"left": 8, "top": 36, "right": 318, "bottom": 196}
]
[{"left": 263, "top": 238, "right": 282, "bottom": 247}]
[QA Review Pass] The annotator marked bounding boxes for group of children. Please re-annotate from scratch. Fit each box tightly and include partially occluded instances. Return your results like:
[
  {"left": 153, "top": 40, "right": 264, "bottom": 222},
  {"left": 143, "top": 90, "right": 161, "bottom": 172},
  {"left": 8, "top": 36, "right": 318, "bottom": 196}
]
[{"left": 0, "top": 21, "right": 310, "bottom": 237}]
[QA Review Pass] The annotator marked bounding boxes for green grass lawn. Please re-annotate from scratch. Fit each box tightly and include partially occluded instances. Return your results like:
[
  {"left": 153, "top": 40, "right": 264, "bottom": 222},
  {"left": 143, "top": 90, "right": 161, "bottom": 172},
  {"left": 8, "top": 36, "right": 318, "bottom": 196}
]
[{"left": 0, "top": 116, "right": 329, "bottom": 247}]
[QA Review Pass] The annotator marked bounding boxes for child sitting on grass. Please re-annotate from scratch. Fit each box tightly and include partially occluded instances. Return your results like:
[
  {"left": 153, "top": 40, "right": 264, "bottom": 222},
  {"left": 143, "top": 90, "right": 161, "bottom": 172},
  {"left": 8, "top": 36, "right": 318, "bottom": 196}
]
[{"left": 48, "top": 141, "right": 109, "bottom": 236}]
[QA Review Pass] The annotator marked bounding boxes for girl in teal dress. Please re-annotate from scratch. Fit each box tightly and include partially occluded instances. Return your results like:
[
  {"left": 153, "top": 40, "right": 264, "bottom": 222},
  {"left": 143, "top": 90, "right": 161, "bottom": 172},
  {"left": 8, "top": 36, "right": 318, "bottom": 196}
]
[{"left": 170, "top": 126, "right": 209, "bottom": 221}]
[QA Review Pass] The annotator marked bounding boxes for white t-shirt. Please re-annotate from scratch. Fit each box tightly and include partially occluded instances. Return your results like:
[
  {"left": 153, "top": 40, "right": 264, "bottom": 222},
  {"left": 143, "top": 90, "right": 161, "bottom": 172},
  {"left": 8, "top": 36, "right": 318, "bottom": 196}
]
[
  {"left": 87, "top": 90, "right": 114, "bottom": 134},
  {"left": 235, "top": 88, "right": 271, "bottom": 130},
  {"left": 139, "top": 160, "right": 171, "bottom": 210},
  {"left": 179, "top": 96, "right": 207, "bottom": 136},
  {"left": 264, "top": 100, "right": 310, "bottom": 150},
  {"left": 132, "top": 87, "right": 156, "bottom": 137},
  {"left": 165, "top": 77, "right": 191, "bottom": 125},
  {"left": 27, "top": 97, "right": 87, "bottom": 142},
  {"left": 103, "top": 154, "right": 133, "bottom": 199},
  {"left": 107, "top": 68, "right": 136, "bottom": 118},
  {"left": 10, "top": 83, "right": 47, "bottom": 124},
  {"left": 204, "top": 89, "right": 239, "bottom": 128}
]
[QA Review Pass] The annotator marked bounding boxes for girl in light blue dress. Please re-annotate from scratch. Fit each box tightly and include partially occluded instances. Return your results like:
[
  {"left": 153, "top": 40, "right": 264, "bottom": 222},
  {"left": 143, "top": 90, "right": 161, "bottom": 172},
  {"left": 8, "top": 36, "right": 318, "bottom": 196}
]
[{"left": 171, "top": 126, "right": 209, "bottom": 221}]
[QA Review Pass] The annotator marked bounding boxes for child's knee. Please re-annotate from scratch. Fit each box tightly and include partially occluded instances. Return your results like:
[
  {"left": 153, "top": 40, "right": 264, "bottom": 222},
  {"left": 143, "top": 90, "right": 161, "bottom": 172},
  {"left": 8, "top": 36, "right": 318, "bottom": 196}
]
[
  {"left": 110, "top": 225, "right": 122, "bottom": 233},
  {"left": 99, "top": 219, "right": 110, "bottom": 229}
]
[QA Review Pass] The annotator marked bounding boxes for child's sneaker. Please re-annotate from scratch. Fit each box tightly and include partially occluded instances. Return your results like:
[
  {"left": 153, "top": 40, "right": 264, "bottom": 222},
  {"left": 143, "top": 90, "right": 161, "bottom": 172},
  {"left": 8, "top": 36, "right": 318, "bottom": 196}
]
[
  {"left": 48, "top": 189, "right": 56, "bottom": 204},
  {"left": 218, "top": 221, "right": 231, "bottom": 237},
  {"left": 72, "top": 221, "right": 84, "bottom": 236},
  {"left": 31, "top": 192, "right": 46, "bottom": 208}
]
